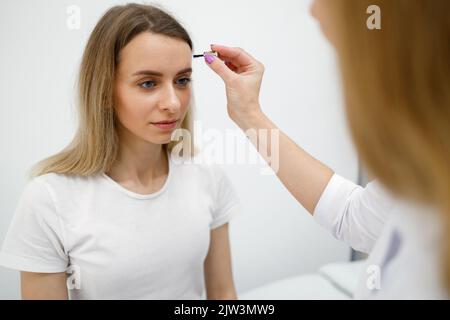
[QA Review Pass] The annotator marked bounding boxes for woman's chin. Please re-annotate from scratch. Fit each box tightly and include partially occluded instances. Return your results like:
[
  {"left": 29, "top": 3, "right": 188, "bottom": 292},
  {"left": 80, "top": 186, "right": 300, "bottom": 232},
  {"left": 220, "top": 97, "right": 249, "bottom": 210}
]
[
  {"left": 142, "top": 126, "right": 182, "bottom": 145},
  {"left": 143, "top": 134, "right": 173, "bottom": 146}
]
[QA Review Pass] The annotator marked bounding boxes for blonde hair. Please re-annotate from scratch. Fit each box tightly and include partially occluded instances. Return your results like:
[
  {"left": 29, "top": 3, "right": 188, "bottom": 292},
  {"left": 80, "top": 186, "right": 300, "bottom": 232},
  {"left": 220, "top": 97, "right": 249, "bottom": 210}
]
[
  {"left": 331, "top": 0, "right": 450, "bottom": 288},
  {"left": 31, "top": 3, "right": 195, "bottom": 177}
]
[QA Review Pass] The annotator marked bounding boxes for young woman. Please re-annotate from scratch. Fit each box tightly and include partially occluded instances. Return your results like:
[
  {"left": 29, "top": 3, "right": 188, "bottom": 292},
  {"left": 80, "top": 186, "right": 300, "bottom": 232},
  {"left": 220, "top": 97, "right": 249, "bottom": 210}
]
[
  {"left": 204, "top": 0, "right": 450, "bottom": 299},
  {"left": 0, "top": 4, "right": 240, "bottom": 300}
]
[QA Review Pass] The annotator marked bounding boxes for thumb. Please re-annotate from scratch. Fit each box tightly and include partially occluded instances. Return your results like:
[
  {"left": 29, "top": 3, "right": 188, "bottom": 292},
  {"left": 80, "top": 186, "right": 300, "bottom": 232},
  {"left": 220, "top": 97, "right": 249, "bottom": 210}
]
[{"left": 203, "top": 52, "right": 235, "bottom": 83}]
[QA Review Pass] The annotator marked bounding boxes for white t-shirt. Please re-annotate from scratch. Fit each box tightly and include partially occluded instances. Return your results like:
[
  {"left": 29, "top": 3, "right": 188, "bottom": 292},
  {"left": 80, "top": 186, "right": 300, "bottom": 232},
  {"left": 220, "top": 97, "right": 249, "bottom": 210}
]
[
  {"left": 314, "top": 174, "right": 448, "bottom": 299},
  {"left": 0, "top": 153, "right": 241, "bottom": 299}
]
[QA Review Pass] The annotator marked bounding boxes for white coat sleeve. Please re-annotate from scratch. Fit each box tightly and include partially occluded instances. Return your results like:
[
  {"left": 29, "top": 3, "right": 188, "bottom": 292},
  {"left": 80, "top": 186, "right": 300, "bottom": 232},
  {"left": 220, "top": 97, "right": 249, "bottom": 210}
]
[{"left": 313, "top": 174, "right": 395, "bottom": 253}]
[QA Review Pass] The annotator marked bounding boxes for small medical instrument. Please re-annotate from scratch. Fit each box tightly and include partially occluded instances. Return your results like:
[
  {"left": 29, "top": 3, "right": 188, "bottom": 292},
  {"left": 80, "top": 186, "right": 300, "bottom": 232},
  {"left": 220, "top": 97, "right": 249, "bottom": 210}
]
[{"left": 193, "top": 51, "right": 218, "bottom": 58}]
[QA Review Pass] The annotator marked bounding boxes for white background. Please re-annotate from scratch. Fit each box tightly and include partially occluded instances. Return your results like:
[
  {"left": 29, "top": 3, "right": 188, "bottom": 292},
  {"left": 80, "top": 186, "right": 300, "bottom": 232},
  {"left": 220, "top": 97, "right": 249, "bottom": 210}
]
[{"left": 0, "top": 0, "right": 358, "bottom": 299}]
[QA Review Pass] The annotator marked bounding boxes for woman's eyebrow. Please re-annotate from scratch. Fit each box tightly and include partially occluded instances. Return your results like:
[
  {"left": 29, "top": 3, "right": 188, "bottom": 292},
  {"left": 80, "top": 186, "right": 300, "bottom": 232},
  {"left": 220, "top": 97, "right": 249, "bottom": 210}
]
[{"left": 132, "top": 67, "right": 192, "bottom": 77}]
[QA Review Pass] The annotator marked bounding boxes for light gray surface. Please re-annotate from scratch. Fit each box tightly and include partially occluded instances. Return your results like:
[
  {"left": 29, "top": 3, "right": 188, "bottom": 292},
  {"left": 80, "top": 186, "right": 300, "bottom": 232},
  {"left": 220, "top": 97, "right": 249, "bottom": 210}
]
[{"left": 239, "top": 261, "right": 366, "bottom": 300}]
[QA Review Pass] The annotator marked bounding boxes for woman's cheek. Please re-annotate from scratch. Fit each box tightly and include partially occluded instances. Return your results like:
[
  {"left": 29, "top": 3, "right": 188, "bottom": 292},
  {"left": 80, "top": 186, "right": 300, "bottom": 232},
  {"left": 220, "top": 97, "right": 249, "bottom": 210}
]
[
  {"left": 180, "top": 92, "right": 192, "bottom": 115},
  {"left": 118, "top": 93, "right": 154, "bottom": 127},
  {"left": 128, "top": 92, "right": 156, "bottom": 119}
]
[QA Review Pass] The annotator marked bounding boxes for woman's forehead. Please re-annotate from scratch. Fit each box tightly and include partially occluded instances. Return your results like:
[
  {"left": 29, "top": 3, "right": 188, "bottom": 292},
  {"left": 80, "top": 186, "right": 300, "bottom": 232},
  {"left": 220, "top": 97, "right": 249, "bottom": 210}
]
[{"left": 118, "top": 32, "right": 192, "bottom": 76}]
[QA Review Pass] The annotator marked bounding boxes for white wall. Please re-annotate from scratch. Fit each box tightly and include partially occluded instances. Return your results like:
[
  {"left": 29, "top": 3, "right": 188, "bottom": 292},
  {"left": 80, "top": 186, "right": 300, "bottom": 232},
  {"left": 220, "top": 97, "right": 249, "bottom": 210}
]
[{"left": 0, "top": 0, "right": 358, "bottom": 299}]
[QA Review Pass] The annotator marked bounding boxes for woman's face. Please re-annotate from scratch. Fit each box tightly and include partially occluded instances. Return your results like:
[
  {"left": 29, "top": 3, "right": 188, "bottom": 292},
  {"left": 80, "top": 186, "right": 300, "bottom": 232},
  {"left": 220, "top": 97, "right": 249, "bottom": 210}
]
[
  {"left": 310, "top": 0, "right": 336, "bottom": 46},
  {"left": 114, "top": 32, "right": 192, "bottom": 145}
]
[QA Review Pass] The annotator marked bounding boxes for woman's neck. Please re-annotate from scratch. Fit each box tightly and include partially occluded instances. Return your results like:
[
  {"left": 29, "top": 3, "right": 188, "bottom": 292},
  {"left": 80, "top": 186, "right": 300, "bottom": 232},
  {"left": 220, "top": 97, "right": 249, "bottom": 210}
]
[{"left": 106, "top": 127, "right": 168, "bottom": 189}]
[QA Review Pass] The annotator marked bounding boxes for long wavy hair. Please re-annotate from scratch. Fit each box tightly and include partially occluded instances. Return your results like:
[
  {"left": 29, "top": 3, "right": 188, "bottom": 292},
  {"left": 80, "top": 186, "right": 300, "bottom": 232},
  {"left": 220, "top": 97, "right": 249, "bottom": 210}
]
[
  {"left": 31, "top": 3, "right": 194, "bottom": 177},
  {"left": 331, "top": 0, "right": 450, "bottom": 289}
]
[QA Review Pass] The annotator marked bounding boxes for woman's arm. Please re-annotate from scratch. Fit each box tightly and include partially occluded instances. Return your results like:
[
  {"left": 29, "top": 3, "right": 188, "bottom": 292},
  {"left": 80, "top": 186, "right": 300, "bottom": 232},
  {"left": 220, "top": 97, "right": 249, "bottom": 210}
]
[
  {"left": 204, "top": 45, "right": 333, "bottom": 214},
  {"left": 204, "top": 223, "right": 237, "bottom": 300},
  {"left": 20, "top": 271, "right": 68, "bottom": 300},
  {"left": 204, "top": 46, "right": 393, "bottom": 253}
]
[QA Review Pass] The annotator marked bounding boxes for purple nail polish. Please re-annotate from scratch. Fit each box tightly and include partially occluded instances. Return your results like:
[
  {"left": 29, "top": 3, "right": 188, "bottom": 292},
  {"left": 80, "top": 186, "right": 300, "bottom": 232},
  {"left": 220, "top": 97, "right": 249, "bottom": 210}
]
[{"left": 204, "top": 53, "right": 215, "bottom": 64}]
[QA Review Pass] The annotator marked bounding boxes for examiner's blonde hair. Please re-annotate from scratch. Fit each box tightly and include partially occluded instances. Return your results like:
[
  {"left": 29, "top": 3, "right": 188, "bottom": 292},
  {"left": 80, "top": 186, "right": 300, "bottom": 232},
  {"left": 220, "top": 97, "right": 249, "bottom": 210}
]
[
  {"left": 31, "top": 3, "right": 194, "bottom": 177},
  {"left": 331, "top": 0, "right": 450, "bottom": 288}
]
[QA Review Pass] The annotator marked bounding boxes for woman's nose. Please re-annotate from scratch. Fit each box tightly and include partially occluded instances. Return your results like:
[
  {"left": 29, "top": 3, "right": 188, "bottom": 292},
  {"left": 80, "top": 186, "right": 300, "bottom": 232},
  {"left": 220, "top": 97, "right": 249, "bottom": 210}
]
[{"left": 158, "top": 85, "right": 181, "bottom": 113}]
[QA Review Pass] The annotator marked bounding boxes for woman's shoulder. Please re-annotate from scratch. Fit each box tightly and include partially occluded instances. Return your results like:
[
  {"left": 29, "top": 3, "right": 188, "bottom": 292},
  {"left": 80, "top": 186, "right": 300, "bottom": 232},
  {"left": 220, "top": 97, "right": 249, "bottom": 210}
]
[
  {"left": 14, "top": 173, "right": 74, "bottom": 214},
  {"left": 32, "top": 172, "right": 97, "bottom": 186},
  {"left": 24, "top": 172, "right": 100, "bottom": 200}
]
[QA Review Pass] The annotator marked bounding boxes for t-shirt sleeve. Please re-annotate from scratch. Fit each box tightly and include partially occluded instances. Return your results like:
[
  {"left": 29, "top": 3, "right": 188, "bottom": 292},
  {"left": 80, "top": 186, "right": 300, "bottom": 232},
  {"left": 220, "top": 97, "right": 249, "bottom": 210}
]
[
  {"left": 209, "top": 165, "right": 241, "bottom": 230},
  {"left": 0, "top": 177, "right": 69, "bottom": 273}
]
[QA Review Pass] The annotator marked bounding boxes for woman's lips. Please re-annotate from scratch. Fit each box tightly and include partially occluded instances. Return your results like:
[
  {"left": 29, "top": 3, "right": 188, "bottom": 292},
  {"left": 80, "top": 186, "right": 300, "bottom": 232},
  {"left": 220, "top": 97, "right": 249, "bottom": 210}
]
[{"left": 150, "top": 120, "right": 178, "bottom": 130}]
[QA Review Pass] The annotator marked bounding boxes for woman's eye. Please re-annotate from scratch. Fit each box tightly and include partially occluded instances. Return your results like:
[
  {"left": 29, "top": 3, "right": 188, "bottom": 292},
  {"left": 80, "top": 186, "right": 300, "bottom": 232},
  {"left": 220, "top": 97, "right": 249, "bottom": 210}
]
[
  {"left": 139, "top": 80, "right": 156, "bottom": 89},
  {"left": 176, "top": 77, "right": 192, "bottom": 86},
  {"left": 139, "top": 78, "right": 191, "bottom": 89}
]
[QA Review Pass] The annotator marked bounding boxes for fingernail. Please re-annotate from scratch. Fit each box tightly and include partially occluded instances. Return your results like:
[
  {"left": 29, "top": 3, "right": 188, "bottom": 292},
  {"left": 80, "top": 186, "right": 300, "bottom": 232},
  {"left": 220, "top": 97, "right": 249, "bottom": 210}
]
[{"left": 204, "top": 53, "right": 215, "bottom": 64}]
